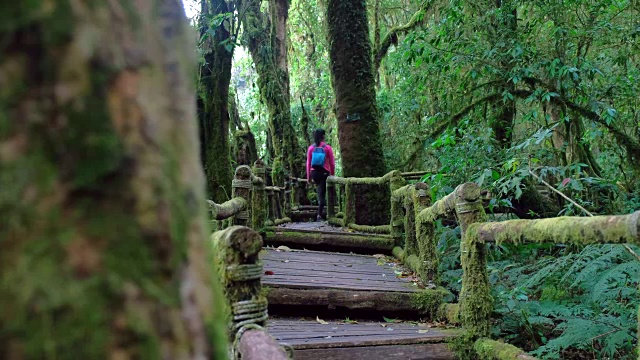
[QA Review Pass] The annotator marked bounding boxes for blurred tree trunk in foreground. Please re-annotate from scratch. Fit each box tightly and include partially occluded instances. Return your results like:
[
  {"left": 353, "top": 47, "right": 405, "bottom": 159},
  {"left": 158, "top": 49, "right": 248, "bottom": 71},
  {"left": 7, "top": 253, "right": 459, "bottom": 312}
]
[{"left": 0, "top": 1, "right": 227, "bottom": 358}]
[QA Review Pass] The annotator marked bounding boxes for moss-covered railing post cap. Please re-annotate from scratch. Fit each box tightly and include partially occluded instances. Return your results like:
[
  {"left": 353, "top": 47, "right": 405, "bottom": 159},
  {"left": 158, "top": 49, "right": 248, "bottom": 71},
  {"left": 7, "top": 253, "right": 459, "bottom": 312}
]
[
  {"left": 216, "top": 226, "right": 263, "bottom": 256},
  {"left": 235, "top": 165, "right": 252, "bottom": 179},
  {"left": 455, "top": 182, "right": 481, "bottom": 202}
]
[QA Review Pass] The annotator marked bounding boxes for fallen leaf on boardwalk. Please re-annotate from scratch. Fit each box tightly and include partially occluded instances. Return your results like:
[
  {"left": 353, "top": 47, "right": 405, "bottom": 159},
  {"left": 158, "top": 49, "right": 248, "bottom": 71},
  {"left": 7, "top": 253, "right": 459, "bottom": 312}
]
[
  {"left": 264, "top": 270, "right": 274, "bottom": 275},
  {"left": 316, "top": 316, "right": 329, "bottom": 325},
  {"left": 383, "top": 317, "right": 401, "bottom": 323},
  {"left": 276, "top": 245, "right": 292, "bottom": 252},
  {"left": 380, "top": 323, "right": 387, "bottom": 328},
  {"left": 418, "top": 329, "right": 430, "bottom": 334},
  {"left": 373, "top": 254, "right": 386, "bottom": 259},
  {"left": 387, "top": 328, "right": 394, "bottom": 331},
  {"left": 283, "top": 260, "right": 290, "bottom": 263},
  {"left": 343, "top": 318, "right": 358, "bottom": 324},
  {"left": 324, "top": 336, "right": 332, "bottom": 339},
  {"left": 376, "top": 259, "right": 385, "bottom": 266}
]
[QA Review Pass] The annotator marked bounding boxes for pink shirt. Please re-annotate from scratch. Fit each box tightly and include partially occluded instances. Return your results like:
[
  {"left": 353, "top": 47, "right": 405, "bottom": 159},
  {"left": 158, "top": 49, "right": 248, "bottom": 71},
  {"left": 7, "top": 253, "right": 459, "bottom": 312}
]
[{"left": 306, "top": 142, "right": 335, "bottom": 180}]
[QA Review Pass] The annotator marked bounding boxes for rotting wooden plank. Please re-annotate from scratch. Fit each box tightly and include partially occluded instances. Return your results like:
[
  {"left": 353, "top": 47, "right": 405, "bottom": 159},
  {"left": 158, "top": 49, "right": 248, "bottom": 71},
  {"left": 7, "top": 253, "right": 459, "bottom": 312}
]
[
  {"left": 292, "top": 344, "right": 455, "bottom": 360},
  {"left": 268, "top": 319, "right": 456, "bottom": 350},
  {"left": 263, "top": 272, "right": 410, "bottom": 284},
  {"left": 262, "top": 268, "right": 406, "bottom": 282},
  {"left": 266, "top": 287, "right": 417, "bottom": 312}
]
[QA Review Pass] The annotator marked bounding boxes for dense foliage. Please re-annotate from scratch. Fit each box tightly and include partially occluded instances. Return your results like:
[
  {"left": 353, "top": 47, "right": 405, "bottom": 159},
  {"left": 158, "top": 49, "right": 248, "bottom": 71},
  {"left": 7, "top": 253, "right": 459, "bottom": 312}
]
[{"left": 192, "top": 0, "right": 640, "bottom": 357}]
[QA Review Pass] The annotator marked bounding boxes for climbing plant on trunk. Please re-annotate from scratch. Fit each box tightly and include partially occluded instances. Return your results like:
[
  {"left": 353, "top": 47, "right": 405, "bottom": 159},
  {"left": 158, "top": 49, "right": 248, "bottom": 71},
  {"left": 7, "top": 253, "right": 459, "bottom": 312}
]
[
  {"left": 325, "top": 0, "right": 387, "bottom": 178},
  {"left": 198, "top": 0, "right": 238, "bottom": 202},
  {"left": 0, "top": 1, "right": 227, "bottom": 358},
  {"left": 243, "top": 0, "right": 303, "bottom": 179}
]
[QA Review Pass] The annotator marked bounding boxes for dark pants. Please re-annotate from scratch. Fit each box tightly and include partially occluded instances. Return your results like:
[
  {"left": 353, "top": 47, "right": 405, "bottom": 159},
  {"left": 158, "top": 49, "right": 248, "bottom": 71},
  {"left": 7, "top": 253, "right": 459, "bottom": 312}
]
[{"left": 311, "top": 168, "right": 329, "bottom": 219}]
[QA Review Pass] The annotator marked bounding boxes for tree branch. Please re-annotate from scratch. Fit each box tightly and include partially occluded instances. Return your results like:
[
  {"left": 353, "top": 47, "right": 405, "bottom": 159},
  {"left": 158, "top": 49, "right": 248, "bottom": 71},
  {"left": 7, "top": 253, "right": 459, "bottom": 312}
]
[{"left": 373, "top": 0, "right": 433, "bottom": 72}]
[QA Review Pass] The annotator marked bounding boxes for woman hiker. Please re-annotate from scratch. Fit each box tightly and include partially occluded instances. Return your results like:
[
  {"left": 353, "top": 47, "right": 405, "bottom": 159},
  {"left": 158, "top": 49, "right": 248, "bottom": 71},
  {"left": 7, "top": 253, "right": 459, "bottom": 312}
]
[{"left": 306, "top": 129, "right": 336, "bottom": 221}]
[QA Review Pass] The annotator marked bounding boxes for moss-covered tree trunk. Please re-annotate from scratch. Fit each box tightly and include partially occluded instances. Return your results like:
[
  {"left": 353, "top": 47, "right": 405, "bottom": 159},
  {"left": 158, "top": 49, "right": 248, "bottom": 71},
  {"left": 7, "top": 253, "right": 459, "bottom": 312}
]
[
  {"left": 199, "top": 0, "right": 235, "bottom": 202},
  {"left": 326, "top": 0, "right": 386, "bottom": 177},
  {"left": 490, "top": 4, "right": 517, "bottom": 148},
  {"left": 244, "top": 0, "right": 303, "bottom": 178},
  {"left": 0, "top": 1, "right": 227, "bottom": 358}
]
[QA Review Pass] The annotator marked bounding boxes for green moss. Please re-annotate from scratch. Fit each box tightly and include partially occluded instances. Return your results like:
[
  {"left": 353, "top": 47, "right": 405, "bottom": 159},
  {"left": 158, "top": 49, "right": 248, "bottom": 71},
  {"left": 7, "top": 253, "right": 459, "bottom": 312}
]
[
  {"left": 438, "top": 303, "right": 461, "bottom": 324},
  {"left": 328, "top": 216, "right": 344, "bottom": 227},
  {"left": 344, "top": 182, "right": 356, "bottom": 226},
  {"left": 348, "top": 223, "right": 391, "bottom": 234},
  {"left": 274, "top": 217, "right": 292, "bottom": 225},
  {"left": 411, "top": 287, "right": 451, "bottom": 318},
  {"left": 392, "top": 246, "right": 405, "bottom": 260},
  {"left": 459, "top": 228, "right": 492, "bottom": 339},
  {"left": 416, "top": 217, "right": 438, "bottom": 282},
  {"left": 448, "top": 332, "right": 480, "bottom": 360},
  {"left": 252, "top": 161, "right": 268, "bottom": 231},
  {"left": 404, "top": 254, "right": 421, "bottom": 273},
  {"left": 390, "top": 195, "right": 405, "bottom": 244},
  {"left": 470, "top": 211, "right": 640, "bottom": 246},
  {"left": 473, "top": 338, "right": 532, "bottom": 360}
]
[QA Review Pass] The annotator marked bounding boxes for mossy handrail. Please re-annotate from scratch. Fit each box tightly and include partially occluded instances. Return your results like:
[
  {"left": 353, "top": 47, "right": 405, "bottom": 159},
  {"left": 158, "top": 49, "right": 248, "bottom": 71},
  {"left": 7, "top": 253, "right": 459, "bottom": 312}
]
[
  {"left": 212, "top": 226, "right": 290, "bottom": 360},
  {"left": 391, "top": 179, "right": 639, "bottom": 359},
  {"left": 208, "top": 162, "right": 294, "bottom": 231}
]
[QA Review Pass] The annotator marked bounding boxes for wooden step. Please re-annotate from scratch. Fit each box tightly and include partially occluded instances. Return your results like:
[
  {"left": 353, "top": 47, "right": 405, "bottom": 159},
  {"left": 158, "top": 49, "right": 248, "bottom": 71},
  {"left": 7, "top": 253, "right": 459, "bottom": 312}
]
[
  {"left": 268, "top": 318, "right": 457, "bottom": 359},
  {"left": 261, "top": 249, "right": 422, "bottom": 313},
  {"left": 264, "top": 222, "right": 395, "bottom": 253},
  {"left": 291, "top": 344, "right": 455, "bottom": 360}
]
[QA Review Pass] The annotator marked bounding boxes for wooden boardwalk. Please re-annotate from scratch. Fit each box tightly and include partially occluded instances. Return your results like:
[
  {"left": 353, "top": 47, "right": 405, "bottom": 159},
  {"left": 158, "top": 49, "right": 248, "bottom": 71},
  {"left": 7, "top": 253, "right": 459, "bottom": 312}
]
[
  {"left": 268, "top": 318, "right": 455, "bottom": 359},
  {"left": 262, "top": 249, "right": 417, "bottom": 292},
  {"left": 261, "top": 248, "right": 423, "bottom": 312},
  {"left": 260, "top": 222, "right": 458, "bottom": 359}
]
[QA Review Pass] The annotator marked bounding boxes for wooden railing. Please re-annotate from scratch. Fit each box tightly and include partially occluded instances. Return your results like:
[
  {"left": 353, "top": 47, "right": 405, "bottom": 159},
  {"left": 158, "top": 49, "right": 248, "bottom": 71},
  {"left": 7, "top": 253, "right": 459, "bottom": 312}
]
[
  {"left": 211, "top": 226, "right": 290, "bottom": 360},
  {"left": 207, "top": 162, "right": 296, "bottom": 359},
  {"left": 326, "top": 170, "right": 407, "bottom": 234},
  {"left": 208, "top": 161, "right": 293, "bottom": 232},
  {"left": 391, "top": 180, "right": 640, "bottom": 359}
]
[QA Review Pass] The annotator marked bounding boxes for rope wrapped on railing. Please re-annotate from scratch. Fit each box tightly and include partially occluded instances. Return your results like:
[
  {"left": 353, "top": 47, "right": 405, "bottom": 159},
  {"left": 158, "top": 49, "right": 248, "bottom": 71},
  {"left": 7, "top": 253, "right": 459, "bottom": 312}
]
[{"left": 212, "top": 226, "right": 290, "bottom": 360}]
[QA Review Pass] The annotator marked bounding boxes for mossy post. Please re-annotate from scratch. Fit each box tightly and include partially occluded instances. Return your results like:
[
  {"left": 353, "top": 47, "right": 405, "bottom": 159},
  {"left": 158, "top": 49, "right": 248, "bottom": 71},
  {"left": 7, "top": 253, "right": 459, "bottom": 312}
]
[
  {"left": 344, "top": 182, "right": 356, "bottom": 227},
  {"left": 233, "top": 166, "right": 253, "bottom": 226},
  {"left": 266, "top": 187, "right": 276, "bottom": 226},
  {"left": 0, "top": 1, "right": 226, "bottom": 358},
  {"left": 403, "top": 186, "right": 417, "bottom": 256},
  {"left": 390, "top": 173, "right": 408, "bottom": 246},
  {"left": 252, "top": 160, "right": 268, "bottom": 231},
  {"left": 327, "top": 179, "right": 337, "bottom": 219},
  {"left": 414, "top": 182, "right": 435, "bottom": 281},
  {"left": 211, "top": 226, "right": 286, "bottom": 359},
  {"left": 455, "top": 183, "right": 492, "bottom": 340}
]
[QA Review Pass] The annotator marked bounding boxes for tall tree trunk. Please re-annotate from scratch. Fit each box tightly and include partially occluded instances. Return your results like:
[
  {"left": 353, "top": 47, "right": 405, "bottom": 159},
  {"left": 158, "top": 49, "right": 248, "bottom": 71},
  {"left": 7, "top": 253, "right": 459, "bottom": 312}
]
[
  {"left": 244, "top": 0, "right": 302, "bottom": 178},
  {"left": 0, "top": 1, "right": 227, "bottom": 358},
  {"left": 490, "top": 2, "right": 517, "bottom": 148},
  {"left": 326, "top": 0, "right": 387, "bottom": 178},
  {"left": 199, "top": 0, "right": 235, "bottom": 202}
]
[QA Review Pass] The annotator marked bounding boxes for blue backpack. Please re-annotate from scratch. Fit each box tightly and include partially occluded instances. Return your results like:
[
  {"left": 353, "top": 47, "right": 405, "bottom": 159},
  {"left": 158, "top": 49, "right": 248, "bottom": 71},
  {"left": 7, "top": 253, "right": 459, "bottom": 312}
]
[{"left": 310, "top": 145, "right": 326, "bottom": 169}]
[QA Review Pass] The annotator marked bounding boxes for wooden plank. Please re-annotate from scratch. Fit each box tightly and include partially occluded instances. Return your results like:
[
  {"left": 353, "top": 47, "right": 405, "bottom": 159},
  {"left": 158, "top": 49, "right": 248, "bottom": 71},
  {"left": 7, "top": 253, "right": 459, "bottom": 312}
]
[
  {"left": 292, "top": 344, "right": 455, "bottom": 360},
  {"left": 267, "top": 319, "right": 456, "bottom": 350},
  {"left": 264, "top": 280, "right": 413, "bottom": 293},
  {"left": 261, "top": 249, "right": 418, "bottom": 293},
  {"left": 266, "top": 287, "right": 417, "bottom": 312}
]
